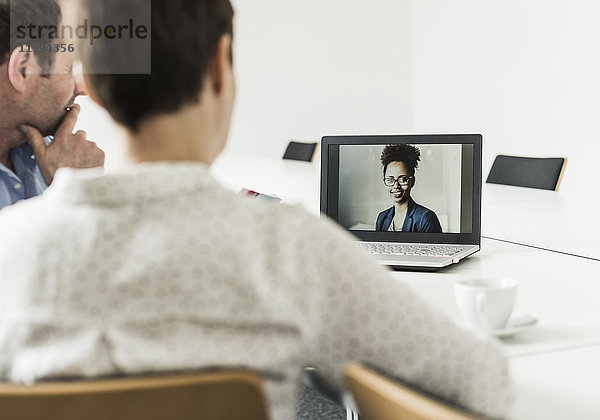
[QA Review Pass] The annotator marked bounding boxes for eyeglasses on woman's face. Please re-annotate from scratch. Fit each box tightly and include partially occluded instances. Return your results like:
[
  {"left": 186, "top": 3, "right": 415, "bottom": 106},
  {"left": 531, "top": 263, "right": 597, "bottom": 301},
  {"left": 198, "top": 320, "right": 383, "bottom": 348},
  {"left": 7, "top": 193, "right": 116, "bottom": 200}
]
[{"left": 383, "top": 175, "right": 414, "bottom": 187}]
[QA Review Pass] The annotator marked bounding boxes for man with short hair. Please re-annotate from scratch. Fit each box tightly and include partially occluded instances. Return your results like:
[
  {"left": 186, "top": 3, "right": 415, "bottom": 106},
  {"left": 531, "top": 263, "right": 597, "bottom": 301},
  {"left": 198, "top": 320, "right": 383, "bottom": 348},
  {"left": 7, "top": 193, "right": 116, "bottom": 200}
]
[
  {"left": 0, "top": 1, "right": 511, "bottom": 419},
  {"left": 0, "top": 0, "right": 104, "bottom": 210}
]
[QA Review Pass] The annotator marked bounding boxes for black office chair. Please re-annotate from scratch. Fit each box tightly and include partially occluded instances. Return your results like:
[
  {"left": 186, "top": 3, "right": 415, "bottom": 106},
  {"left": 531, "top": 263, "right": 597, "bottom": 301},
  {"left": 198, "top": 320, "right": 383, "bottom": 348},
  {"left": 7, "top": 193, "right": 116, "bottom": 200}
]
[
  {"left": 283, "top": 141, "right": 318, "bottom": 162},
  {"left": 486, "top": 155, "right": 566, "bottom": 191}
]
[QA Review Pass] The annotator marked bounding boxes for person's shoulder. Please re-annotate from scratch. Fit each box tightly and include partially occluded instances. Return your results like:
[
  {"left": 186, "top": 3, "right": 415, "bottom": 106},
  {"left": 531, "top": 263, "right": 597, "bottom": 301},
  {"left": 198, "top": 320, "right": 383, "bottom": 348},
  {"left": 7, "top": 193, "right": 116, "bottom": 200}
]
[
  {"left": 236, "top": 193, "right": 325, "bottom": 235},
  {"left": 230, "top": 189, "right": 360, "bottom": 247},
  {"left": 0, "top": 195, "right": 52, "bottom": 257},
  {"left": 377, "top": 206, "right": 393, "bottom": 216},
  {"left": 207, "top": 184, "right": 304, "bottom": 219},
  {"left": 412, "top": 201, "right": 436, "bottom": 217},
  {"left": 191, "top": 182, "right": 371, "bottom": 262},
  {"left": 376, "top": 206, "right": 393, "bottom": 221},
  {"left": 0, "top": 194, "right": 46, "bottom": 225}
]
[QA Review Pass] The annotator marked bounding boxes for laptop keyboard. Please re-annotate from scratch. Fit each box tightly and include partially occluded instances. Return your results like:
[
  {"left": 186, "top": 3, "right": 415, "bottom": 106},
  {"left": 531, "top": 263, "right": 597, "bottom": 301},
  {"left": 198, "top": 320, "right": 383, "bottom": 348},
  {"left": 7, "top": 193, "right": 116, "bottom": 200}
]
[{"left": 360, "top": 243, "right": 467, "bottom": 258}]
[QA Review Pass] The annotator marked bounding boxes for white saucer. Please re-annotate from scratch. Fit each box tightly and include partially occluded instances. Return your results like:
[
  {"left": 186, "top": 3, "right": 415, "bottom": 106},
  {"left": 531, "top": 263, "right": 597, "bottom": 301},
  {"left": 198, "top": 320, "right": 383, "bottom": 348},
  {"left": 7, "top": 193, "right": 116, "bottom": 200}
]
[{"left": 489, "top": 314, "right": 538, "bottom": 338}]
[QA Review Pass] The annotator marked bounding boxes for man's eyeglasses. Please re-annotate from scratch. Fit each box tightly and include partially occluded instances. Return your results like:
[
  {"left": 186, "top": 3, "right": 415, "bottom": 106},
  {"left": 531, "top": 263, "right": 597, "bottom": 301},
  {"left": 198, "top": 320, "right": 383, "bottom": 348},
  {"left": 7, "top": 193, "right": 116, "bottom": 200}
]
[{"left": 383, "top": 175, "right": 414, "bottom": 187}]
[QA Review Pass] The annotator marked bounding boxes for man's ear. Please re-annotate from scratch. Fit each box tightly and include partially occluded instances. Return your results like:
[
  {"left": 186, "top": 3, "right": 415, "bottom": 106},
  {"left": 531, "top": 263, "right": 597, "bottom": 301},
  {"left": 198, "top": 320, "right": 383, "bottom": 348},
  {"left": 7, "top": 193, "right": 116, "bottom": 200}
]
[
  {"left": 7, "top": 46, "right": 39, "bottom": 93},
  {"left": 209, "top": 34, "right": 233, "bottom": 94}
]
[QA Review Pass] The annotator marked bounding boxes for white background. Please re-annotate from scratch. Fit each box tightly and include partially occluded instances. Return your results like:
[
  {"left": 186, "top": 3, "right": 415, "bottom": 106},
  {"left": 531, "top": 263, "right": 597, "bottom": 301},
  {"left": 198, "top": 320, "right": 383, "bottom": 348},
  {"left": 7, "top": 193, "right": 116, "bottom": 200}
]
[
  {"left": 410, "top": 0, "right": 600, "bottom": 195},
  {"left": 77, "top": 0, "right": 598, "bottom": 196}
]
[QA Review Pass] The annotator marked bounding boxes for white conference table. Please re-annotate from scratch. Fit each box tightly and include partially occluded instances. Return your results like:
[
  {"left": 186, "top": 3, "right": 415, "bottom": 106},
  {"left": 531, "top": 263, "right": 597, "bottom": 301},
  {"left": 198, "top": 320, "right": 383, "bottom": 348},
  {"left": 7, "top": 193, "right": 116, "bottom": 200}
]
[
  {"left": 483, "top": 184, "right": 600, "bottom": 260},
  {"left": 399, "top": 240, "right": 600, "bottom": 420},
  {"left": 211, "top": 155, "right": 600, "bottom": 420},
  {"left": 508, "top": 344, "right": 600, "bottom": 420},
  {"left": 398, "top": 239, "right": 600, "bottom": 359}
]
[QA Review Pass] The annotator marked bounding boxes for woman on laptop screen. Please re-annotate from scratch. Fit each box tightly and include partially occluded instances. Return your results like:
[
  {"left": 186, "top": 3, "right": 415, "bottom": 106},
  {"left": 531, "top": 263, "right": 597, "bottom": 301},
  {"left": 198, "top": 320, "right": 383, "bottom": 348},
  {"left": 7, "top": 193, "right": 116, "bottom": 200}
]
[{"left": 376, "top": 144, "right": 443, "bottom": 233}]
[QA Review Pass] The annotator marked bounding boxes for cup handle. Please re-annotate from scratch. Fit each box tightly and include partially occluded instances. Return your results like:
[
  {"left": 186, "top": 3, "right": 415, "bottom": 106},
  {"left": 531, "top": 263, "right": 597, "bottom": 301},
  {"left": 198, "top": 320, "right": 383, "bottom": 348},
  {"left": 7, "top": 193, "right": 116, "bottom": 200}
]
[{"left": 476, "top": 291, "right": 488, "bottom": 329}]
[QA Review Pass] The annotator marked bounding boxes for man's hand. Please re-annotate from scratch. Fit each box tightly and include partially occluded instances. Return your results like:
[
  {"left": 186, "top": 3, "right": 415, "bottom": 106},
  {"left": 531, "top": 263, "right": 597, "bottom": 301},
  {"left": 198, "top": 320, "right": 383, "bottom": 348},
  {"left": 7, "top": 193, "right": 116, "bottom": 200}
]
[{"left": 19, "top": 104, "right": 105, "bottom": 185}]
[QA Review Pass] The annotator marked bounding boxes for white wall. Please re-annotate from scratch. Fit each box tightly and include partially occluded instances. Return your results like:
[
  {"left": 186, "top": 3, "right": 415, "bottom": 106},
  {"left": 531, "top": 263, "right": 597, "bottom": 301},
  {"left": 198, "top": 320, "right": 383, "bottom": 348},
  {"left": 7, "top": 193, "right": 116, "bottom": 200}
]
[
  {"left": 227, "top": 0, "right": 414, "bottom": 158},
  {"left": 410, "top": 0, "right": 600, "bottom": 194}
]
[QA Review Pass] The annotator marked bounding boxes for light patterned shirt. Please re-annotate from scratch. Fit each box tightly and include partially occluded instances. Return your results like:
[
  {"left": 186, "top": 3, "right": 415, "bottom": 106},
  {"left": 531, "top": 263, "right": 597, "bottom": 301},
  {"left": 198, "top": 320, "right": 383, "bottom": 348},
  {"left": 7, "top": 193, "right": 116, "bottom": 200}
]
[{"left": 0, "top": 162, "right": 511, "bottom": 419}]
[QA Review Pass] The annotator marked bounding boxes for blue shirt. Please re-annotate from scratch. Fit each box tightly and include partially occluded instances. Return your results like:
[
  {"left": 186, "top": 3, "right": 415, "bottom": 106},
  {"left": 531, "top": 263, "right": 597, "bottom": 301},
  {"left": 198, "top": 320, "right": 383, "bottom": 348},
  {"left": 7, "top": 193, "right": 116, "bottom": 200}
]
[
  {"left": 0, "top": 141, "right": 49, "bottom": 211},
  {"left": 375, "top": 197, "right": 443, "bottom": 233}
]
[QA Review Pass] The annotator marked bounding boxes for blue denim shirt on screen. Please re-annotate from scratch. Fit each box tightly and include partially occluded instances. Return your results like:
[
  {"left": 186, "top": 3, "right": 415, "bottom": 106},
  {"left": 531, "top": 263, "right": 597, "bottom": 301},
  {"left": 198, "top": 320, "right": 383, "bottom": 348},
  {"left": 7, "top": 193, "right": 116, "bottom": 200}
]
[{"left": 0, "top": 139, "right": 50, "bottom": 211}]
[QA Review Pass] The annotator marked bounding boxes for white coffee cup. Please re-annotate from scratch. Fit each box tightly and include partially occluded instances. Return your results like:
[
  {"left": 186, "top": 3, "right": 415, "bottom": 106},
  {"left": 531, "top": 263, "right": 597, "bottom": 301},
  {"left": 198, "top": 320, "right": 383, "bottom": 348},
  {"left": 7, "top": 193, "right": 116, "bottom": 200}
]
[{"left": 454, "top": 278, "right": 518, "bottom": 330}]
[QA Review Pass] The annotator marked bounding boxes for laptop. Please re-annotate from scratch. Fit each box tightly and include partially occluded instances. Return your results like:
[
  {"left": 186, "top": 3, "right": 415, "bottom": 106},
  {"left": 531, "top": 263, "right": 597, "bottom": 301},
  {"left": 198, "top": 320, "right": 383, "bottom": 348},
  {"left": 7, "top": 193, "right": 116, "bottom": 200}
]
[{"left": 320, "top": 134, "right": 482, "bottom": 270}]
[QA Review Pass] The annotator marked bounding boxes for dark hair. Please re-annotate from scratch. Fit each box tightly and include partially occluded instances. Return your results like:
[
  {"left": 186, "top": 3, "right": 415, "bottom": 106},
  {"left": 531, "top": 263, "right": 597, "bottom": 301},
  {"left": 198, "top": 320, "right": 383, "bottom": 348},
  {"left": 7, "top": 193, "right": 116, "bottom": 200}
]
[
  {"left": 81, "top": 0, "right": 234, "bottom": 132},
  {"left": 380, "top": 144, "right": 421, "bottom": 176},
  {"left": 0, "top": 0, "right": 61, "bottom": 74}
]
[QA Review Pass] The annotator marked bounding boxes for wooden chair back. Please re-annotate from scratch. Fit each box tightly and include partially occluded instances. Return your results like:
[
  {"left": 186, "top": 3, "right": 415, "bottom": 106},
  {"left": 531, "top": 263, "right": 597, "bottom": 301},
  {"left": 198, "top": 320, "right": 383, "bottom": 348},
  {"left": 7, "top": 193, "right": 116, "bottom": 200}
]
[
  {"left": 344, "top": 363, "right": 481, "bottom": 420},
  {"left": 0, "top": 370, "right": 271, "bottom": 420}
]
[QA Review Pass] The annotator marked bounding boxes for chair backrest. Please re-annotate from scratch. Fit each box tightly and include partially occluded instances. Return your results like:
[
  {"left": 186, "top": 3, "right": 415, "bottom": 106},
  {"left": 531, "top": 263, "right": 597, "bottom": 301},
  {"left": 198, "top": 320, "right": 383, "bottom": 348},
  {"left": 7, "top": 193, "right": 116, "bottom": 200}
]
[
  {"left": 486, "top": 155, "right": 566, "bottom": 190},
  {"left": 283, "top": 141, "right": 318, "bottom": 162},
  {"left": 0, "top": 370, "right": 271, "bottom": 420},
  {"left": 344, "top": 363, "right": 481, "bottom": 420}
]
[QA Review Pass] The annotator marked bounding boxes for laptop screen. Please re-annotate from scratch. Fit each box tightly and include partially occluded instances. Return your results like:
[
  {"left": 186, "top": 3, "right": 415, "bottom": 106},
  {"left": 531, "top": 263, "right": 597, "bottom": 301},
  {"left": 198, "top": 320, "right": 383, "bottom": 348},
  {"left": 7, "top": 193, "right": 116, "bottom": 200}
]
[{"left": 320, "top": 135, "right": 482, "bottom": 245}]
